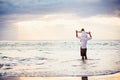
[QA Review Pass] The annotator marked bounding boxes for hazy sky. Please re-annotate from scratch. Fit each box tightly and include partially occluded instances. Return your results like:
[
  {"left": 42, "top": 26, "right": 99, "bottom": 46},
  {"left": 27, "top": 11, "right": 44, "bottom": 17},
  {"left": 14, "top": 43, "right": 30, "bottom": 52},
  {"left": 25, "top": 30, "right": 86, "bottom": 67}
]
[{"left": 0, "top": 0, "right": 120, "bottom": 40}]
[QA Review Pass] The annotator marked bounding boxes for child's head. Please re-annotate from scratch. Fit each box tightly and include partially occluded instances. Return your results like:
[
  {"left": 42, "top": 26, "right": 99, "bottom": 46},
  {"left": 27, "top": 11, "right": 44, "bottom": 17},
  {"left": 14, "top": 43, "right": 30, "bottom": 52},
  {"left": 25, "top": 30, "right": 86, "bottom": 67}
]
[{"left": 81, "top": 28, "right": 85, "bottom": 31}]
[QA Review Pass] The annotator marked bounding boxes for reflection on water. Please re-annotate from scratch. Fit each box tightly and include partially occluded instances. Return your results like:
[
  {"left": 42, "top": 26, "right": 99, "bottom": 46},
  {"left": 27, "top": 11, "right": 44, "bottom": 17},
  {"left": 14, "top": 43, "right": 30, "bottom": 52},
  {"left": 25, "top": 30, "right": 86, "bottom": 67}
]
[
  {"left": 81, "top": 76, "right": 88, "bottom": 80},
  {"left": 81, "top": 59, "right": 88, "bottom": 80},
  {"left": 0, "top": 40, "right": 120, "bottom": 77}
]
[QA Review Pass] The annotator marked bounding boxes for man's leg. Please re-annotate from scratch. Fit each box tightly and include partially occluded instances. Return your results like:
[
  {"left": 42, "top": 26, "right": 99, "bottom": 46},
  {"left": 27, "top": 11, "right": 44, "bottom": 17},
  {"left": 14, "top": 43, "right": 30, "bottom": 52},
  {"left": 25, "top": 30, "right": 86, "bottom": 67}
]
[
  {"left": 80, "top": 48, "right": 84, "bottom": 60},
  {"left": 85, "top": 49, "right": 87, "bottom": 59},
  {"left": 85, "top": 56, "right": 87, "bottom": 59},
  {"left": 80, "top": 48, "right": 85, "bottom": 60},
  {"left": 85, "top": 48, "right": 87, "bottom": 59},
  {"left": 82, "top": 56, "right": 84, "bottom": 60}
]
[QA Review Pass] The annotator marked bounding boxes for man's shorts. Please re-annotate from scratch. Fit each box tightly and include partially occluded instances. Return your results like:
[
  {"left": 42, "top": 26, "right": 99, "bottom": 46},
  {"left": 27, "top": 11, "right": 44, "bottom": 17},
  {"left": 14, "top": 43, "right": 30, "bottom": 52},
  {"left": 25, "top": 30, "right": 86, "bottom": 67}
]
[{"left": 80, "top": 48, "right": 87, "bottom": 56}]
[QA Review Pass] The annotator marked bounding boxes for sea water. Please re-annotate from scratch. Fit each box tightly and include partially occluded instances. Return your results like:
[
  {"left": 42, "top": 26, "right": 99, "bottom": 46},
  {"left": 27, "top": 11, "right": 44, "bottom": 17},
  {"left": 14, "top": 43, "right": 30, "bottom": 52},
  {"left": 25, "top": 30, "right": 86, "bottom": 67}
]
[{"left": 0, "top": 40, "right": 120, "bottom": 77}]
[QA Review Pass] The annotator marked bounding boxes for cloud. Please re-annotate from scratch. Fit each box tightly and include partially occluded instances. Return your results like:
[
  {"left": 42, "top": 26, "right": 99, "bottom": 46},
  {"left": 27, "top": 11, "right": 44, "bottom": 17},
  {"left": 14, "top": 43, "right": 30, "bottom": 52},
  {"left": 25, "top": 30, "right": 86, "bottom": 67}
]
[
  {"left": 0, "top": 0, "right": 120, "bottom": 40},
  {"left": 0, "top": 0, "right": 119, "bottom": 17},
  {"left": 0, "top": 0, "right": 120, "bottom": 25},
  {"left": 15, "top": 14, "right": 120, "bottom": 40},
  {"left": 0, "top": 23, "right": 18, "bottom": 40},
  {"left": 0, "top": 13, "right": 120, "bottom": 40},
  {"left": 114, "top": 10, "right": 120, "bottom": 17}
]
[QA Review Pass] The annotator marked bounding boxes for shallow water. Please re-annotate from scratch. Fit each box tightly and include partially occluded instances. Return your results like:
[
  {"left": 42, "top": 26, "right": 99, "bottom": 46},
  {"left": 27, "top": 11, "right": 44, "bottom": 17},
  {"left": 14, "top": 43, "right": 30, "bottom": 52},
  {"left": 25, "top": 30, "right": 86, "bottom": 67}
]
[{"left": 0, "top": 40, "right": 120, "bottom": 77}]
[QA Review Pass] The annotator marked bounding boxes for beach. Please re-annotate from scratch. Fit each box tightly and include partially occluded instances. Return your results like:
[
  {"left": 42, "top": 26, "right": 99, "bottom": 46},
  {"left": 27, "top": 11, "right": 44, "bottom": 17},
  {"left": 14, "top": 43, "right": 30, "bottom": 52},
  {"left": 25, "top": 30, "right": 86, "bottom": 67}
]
[{"left": 0, "top": 73, "right": 120, "bottom": 80}]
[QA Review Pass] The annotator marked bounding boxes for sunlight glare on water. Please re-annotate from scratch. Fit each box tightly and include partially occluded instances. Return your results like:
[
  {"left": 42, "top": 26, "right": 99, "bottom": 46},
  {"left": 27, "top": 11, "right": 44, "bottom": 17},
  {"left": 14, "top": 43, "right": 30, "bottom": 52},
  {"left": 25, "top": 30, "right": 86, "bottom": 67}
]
[{"left": 0, "top": 40, "right": 120, "bottom": 77}]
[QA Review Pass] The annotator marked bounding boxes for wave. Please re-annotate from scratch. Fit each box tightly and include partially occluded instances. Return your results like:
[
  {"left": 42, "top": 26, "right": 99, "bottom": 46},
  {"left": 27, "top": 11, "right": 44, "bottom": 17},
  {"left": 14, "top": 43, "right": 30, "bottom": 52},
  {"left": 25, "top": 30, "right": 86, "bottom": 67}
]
[{"left": 0, "top": 40, "right": 120, "bottom": 77}]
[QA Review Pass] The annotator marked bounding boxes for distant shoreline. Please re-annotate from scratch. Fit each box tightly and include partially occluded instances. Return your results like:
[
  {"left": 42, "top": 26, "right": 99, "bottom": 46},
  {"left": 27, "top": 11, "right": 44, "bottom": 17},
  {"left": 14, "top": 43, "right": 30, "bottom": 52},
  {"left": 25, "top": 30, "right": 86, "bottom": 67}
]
[{"left": 0, "top": 39, "right": 120, "bottom": 42}]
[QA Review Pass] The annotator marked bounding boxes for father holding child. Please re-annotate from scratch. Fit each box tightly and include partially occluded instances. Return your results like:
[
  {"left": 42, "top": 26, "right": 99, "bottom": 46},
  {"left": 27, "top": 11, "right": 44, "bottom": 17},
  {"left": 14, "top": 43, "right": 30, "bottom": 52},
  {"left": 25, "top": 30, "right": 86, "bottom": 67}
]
[{"left": 76, "top": 28, "right": 92, "bottom": 60}]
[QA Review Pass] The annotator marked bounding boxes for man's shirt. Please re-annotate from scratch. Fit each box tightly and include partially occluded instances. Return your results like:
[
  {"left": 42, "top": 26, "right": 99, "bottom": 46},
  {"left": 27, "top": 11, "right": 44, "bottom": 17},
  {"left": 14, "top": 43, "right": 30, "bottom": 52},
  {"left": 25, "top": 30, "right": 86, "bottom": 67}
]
[{"left": 77, "top": 31, "right": 92, "bottom": 48}]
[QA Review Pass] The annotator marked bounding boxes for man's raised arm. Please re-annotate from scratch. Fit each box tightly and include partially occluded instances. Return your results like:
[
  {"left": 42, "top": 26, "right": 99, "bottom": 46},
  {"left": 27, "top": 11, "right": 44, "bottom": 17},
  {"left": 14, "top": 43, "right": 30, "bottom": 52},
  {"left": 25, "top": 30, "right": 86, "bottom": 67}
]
[
  {"left": 88, "top": 32, "right": 92, "bottom": 38},
  {"left": 76, "top": 30, "right": 78, "bottom": 38}
]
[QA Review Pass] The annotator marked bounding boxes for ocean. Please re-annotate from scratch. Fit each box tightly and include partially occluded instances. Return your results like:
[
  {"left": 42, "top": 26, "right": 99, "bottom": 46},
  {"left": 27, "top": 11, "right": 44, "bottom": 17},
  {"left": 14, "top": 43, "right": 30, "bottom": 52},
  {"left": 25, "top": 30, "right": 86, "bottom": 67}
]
[{"left": 0, "top": 40, "right": 120, "bottom": 77}]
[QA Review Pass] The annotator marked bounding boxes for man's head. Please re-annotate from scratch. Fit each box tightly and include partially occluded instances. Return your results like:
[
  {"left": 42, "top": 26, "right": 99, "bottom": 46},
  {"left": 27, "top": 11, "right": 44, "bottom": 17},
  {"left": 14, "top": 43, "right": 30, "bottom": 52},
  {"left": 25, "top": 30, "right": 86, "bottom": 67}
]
[{"left": 81, "top": 28, "right": 88, "bottom": 38}]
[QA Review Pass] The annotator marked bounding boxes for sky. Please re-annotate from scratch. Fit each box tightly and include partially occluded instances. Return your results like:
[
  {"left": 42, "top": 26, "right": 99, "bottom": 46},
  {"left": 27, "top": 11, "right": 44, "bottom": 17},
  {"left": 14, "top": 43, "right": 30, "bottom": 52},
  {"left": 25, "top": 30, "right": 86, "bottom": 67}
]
[{"left": 0, "top": 0, "right": 120, "bottom": 40}]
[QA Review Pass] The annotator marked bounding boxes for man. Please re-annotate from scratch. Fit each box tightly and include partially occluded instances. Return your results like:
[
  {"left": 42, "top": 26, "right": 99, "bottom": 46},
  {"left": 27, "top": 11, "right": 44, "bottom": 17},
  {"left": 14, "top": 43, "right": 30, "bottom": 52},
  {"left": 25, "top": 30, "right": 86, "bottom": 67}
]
[{"left": 76, "top": 28, "right": 92, "bottom": 60}]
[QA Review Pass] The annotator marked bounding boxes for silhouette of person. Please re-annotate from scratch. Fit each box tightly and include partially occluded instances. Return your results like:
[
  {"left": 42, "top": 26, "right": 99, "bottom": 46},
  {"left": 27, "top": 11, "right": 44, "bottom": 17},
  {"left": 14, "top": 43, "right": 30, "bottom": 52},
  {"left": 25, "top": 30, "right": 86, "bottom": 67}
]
[{"left": 76, "top": 28, "right": 92, "bottom": 60}]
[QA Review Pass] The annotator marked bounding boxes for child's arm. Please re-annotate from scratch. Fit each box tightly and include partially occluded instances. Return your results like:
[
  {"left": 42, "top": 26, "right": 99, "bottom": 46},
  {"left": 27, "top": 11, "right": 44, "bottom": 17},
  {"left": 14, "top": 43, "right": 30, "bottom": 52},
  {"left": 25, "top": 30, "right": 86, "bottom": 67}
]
[
  {"left": 86, "top": 32, "right": 89, "bottom": 34},
  {"left": 76, "top": 30, "right": 78, "bottom": 38},
  {"left": 76, "top": 30, "right": 82, "bottom": 33},
  {"left": 88, "top": 32, "right": 92, "bottom": 38}
]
